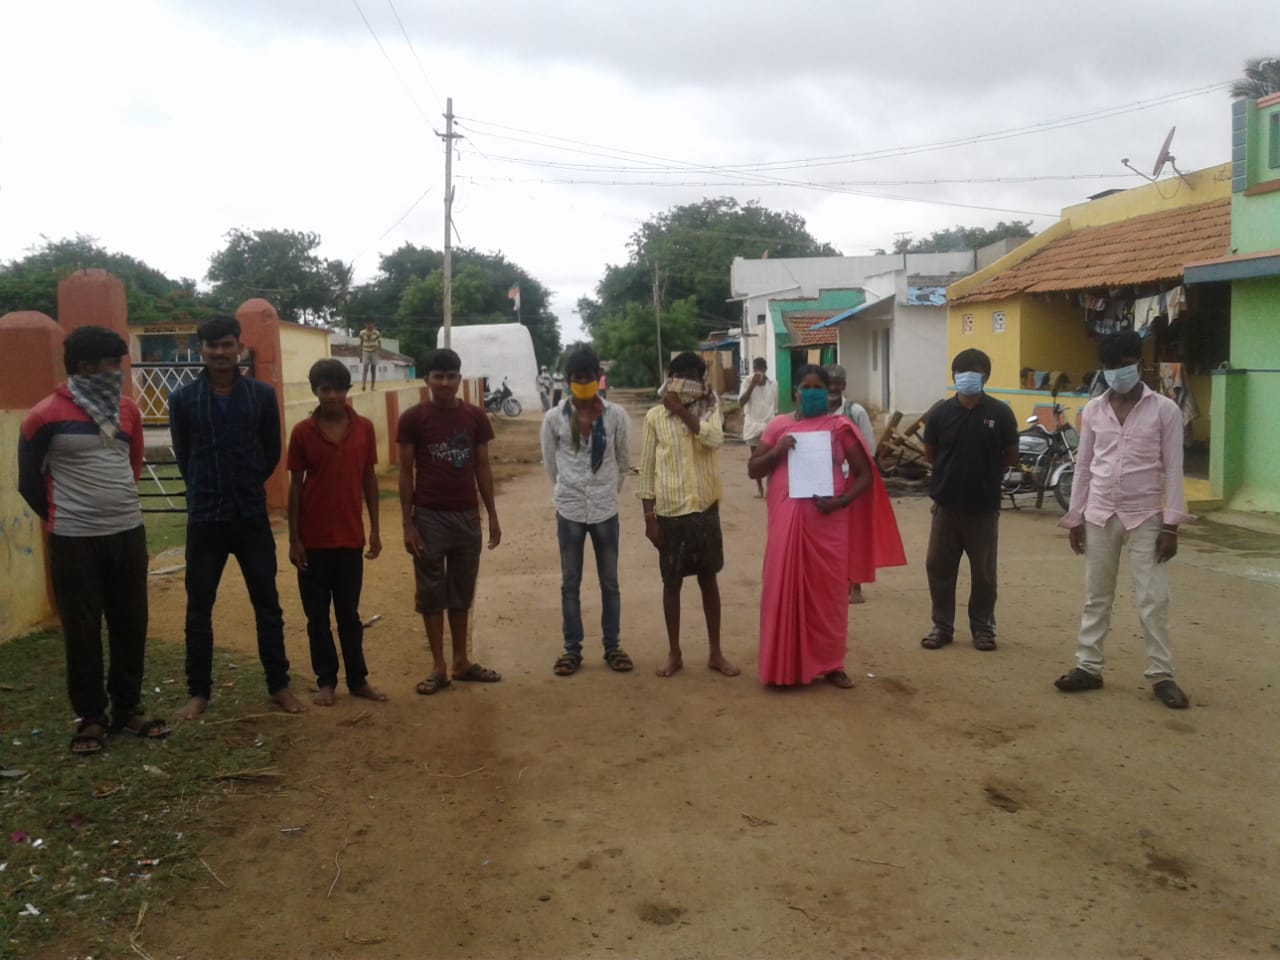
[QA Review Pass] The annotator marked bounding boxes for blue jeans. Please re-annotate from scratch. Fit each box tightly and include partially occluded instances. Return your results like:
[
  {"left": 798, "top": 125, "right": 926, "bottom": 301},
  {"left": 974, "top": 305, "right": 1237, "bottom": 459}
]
[{"left": 557, "top": 513, "right": 621, "bottom": 656}]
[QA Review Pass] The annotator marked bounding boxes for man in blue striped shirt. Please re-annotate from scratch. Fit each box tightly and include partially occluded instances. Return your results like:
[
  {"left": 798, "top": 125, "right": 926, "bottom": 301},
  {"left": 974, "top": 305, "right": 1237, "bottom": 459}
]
[{"left": 169, "top": 315, "right": 302, "bottom": 720}]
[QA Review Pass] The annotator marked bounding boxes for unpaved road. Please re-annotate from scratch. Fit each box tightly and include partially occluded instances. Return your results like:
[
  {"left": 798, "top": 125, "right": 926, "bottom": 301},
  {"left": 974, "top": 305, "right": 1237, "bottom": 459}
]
[{"left": 131, "top": 397, "right": 1279, "bottom": 960}]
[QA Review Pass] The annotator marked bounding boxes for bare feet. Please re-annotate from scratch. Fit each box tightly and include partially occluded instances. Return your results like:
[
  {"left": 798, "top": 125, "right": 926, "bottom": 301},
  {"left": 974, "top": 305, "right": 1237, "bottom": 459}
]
[
  {"left": 352, "top": 683, "right": 388, "bottom": 702},
  {"left": 708, "top": 654, "right": 741, "bottom": 677},
  {"left": 270, "top": 688, "right": 306, "bottom": 713},
  {"left": 848, "top": 584, "right": 865, "bottom": 605},
  {"left": 655, "top": 654, "right": 683, "bottom": 678},
  {"left": 176, "top": 697, "right": 209, "bottom": 722},
  {"left": 313, "top": 686, "right": 336, "bottom": 707},
  {"left": 827, "top": 670, "right": 855, "bottom": 689}
]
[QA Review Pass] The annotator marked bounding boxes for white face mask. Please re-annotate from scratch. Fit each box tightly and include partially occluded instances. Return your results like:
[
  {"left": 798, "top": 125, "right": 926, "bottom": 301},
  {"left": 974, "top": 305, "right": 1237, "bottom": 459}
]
[{"left": 1103, "top": 363, "right": 1141, "bottom": 394}]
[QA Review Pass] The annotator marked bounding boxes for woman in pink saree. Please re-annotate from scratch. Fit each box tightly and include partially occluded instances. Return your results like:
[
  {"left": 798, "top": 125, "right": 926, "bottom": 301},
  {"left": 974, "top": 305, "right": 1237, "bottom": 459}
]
[{"left": 748, "top": 366, "right": 905, "bottom": 687}]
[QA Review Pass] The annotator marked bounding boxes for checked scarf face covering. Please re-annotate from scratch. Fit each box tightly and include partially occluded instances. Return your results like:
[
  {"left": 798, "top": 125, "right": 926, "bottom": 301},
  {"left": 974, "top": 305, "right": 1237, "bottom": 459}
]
[{"left": 67, "top": 369, "right": 125, "bottom": 443}]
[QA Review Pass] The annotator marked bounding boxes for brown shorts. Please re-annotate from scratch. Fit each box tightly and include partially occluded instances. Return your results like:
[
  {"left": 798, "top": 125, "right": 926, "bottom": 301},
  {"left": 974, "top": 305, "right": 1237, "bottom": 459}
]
[
  {"left": 657, "top": 503, "right": 724, "bottom": 585},
  {"left": 413, "top": 508, "right": 482, "bottom": 614}
]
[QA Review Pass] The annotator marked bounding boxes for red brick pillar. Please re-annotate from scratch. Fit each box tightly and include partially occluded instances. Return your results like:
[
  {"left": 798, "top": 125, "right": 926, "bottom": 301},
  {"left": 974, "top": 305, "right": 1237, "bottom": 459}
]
[
  {"left": 235, "top": 299, "right": 288, "bottom": 512},
  {"left": 0, "top": 312, "right": 65, "bottom": 410},
  {"left": 56, "top": 269, "right": 132, "bottom": 397},
  {"left": 385, "top": 391, "right": 400, "bottom": 467}
]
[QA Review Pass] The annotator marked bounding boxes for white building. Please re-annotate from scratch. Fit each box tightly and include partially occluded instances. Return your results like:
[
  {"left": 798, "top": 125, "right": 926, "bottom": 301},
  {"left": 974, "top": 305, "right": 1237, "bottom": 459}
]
[{"left": 437, "top": 323, "right": 540, "bottom": 413}]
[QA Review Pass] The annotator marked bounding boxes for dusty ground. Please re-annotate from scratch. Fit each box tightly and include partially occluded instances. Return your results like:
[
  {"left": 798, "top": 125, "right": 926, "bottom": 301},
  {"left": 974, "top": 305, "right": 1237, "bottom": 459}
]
[{"left": 133, "top": 395, "right": 1279, "bottom": 960}]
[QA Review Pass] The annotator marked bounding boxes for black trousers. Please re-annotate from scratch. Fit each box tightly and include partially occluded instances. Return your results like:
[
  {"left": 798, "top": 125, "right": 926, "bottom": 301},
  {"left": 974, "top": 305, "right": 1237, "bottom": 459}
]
[
  {"left": 48, "top": 525, "right": 149, "bottom": 725},
  {"left": 184, "top": 517, "right": 290, "bottom": 699},
  {"left": 297, "top": 548, "right": 367, "bottom": 690},
  {"left": 925, "top": 504, "right": 1000, "bottom": 640}
]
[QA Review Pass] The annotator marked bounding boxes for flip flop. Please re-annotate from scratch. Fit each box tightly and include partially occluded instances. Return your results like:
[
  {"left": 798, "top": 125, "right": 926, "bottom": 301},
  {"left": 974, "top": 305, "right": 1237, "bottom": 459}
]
[
  {"left": 826, "top": 670, "right": 855, "bottom": 689},
  {"left": 415, "top": 672, "right": 452, "bottom": 695},
  {"left": 70, "top": 719, "right": 108, "bottom": 756},
  {"left": 553, "top": 653, "right": 582, "bottom": 677},
  {"left": 111, "top": 717, "right": 172, "bottom": 740},
  {"left": 920, "top": 635, "right": 953, "bottom": 650},
  {"left": 1153, "top": 679, "right": 1189, "bottom": 709},
  {"left": 454, "top": 663, "right": 502, "bottom": 683},
  {"left": 972, "top": 636, "right": 998, "bottom": 652}
]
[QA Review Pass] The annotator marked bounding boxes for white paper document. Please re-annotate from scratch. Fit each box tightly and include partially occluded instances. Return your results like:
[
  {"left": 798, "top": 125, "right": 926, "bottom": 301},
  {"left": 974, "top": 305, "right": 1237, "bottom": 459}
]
[{"left": 787, "top": 431, "right": 834, "bottom": 498}]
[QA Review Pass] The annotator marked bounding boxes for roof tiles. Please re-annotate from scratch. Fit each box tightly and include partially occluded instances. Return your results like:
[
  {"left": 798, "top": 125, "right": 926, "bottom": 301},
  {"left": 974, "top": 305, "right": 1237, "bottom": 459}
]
[
  {"left": 783, "top": 311, "right": 840, "bottom": 346},
  {"left": 951, "top": 199, "right": 1231, "bottom": 304}
]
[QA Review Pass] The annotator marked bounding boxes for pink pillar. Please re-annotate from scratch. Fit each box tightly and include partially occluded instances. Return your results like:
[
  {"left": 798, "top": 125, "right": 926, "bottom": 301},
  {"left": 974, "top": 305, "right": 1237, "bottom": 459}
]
[
  {"left": 235, "top": 299, "right": 288, "bottom": 512},
  {"left": 0, "top": 312, "right": 65, "bottom": 410},
  {"left": 56, "top": 269, "right": 132, "bottom": 397}
]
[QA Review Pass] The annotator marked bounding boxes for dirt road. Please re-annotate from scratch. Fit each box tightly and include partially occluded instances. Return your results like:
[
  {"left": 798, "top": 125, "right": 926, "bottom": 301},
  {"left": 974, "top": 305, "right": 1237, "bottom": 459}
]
[{"left": 138, "top": 397, "right": 1280, "bottom": 959}]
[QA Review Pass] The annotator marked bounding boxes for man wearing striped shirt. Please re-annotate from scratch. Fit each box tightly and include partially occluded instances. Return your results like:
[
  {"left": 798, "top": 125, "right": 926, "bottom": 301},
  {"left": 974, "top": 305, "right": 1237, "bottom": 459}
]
[{"left": 637, "top": 352, "right": 740, "bottom": 679}]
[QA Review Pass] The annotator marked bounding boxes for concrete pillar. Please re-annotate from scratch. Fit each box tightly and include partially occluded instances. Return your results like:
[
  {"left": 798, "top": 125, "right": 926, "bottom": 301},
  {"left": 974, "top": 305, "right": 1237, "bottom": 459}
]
[
  {"left": 56, "top": 269, "right": 132, "bottom": 396},
  {"left": 0, "top": 312, "right": 65, "bottom": 410},
  {"left": 235, "top": 299, "right": 289, "bottom": 512},
  {"left": 385, "top": 391, "right": 400, "bottom": 468},
  {"left": 1210, "top": 369, "right": 1247, "bottom": 504},
  {"left": 0, "top": 311, "right": 63, "bottom": 638}
]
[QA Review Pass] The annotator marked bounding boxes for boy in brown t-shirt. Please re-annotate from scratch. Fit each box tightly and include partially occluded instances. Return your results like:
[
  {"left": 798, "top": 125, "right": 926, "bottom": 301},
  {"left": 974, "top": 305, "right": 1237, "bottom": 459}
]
[{"left": 396, "top": 348, "right": 502, "bottom": 695}]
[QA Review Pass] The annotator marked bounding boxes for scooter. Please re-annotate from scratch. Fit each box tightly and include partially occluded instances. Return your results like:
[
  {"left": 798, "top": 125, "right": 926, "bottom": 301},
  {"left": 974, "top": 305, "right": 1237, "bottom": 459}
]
[
  {"left": 1002, "top": 396, "right": 1077, "bottom": 511},
  {"left": 483, "top": 378, "right": 523, "bottom": 418}
]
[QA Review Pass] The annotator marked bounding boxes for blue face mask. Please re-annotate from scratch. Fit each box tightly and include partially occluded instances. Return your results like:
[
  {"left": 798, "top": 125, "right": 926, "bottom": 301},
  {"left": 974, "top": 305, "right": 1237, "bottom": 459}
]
[
  {"left": 798, "top": 388, "right": 828, "bottom": 417},
  {"left": 954, "top": 371, "right": 984, "bottom": 396},
  {"left": 1103, "top": 363, "right": 1141, "bottom": 394}
]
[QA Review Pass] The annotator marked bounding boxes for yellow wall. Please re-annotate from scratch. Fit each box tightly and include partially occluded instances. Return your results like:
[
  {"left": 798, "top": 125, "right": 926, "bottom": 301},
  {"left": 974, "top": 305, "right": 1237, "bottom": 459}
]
[
  {"left": 0, "top": 413, "right": 53, "bottom": 641},
  {"left": 1060, "top": 163, "right": 1231, "bottom": 228},
  {"left": 279, "top": 323, "right": 331, "bottom": 385},
  {"left": 946, "top": 297, "right": 1023, "bottom": 387},
  {"left": 1018, "top": 295, "right": 1099, "bottom": 389}
]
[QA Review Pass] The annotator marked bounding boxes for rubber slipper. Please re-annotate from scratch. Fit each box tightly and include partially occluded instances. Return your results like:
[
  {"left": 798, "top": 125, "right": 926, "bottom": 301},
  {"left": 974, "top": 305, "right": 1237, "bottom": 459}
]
[
  {"left": 71, "top": 719, "right": 108, "bottom": 756},
  {"left": 454, "top": 663, "right": 502, "bottom": 683},
  {"left": 1153, "top": 679, "right": 1189, "bottom": 709},
  {"left": 415, "top": 673, "right": 451, "bottom": 695},
  {"left": 920, "top": 635, "right": 953, "bottom": 650},
  {"left": 1054, "top": 667, "right": 1103, "bottom": 691},
  {"left": 972, "top": 636, "right": 997, "bottom": 652}
]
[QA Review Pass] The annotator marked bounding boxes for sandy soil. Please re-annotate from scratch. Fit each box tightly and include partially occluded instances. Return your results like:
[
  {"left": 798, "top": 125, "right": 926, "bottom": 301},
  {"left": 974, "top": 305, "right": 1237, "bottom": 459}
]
[{"left": 133, "top": 395, "right": 1280, "bottom": 960}]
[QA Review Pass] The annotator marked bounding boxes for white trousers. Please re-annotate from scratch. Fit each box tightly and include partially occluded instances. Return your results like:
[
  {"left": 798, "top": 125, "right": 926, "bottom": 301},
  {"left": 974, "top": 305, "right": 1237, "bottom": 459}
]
[{"left": 1074, "top": 515, "right": 1174, "bottom": 680}]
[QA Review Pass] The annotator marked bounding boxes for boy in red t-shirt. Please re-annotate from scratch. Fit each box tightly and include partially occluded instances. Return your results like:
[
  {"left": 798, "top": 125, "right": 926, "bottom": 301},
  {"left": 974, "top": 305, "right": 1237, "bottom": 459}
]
[
  {"left": 287, "top": 359, "right": 386, "bottom": 706},
  {"left": 396, "top": 348, "right": 502, "bottom": 695}
]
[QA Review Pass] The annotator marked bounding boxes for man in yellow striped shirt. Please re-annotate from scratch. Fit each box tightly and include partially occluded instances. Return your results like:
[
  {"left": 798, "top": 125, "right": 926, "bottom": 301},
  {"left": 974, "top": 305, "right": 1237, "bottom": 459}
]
[{"left": 638, "top": 352, "right": 740, "bottom": 679}]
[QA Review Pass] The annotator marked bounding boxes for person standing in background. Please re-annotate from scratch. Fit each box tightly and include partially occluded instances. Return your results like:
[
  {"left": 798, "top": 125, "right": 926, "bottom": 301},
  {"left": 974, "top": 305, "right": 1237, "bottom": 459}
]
[
  {"left": 826, "top": 363, "right": 876, "bottom": 602},
  {"left": 359, "top": 319, "right": 382, "bottom": 391},
  {"left": 738, "top": 357, "right": 777, "bottom": 498}
]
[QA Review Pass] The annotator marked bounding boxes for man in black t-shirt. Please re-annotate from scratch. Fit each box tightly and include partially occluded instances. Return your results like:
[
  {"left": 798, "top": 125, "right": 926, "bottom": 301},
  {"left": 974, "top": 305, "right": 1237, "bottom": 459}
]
[{"left": 920, "top": 349, "right": 1019, "bottom": 651}]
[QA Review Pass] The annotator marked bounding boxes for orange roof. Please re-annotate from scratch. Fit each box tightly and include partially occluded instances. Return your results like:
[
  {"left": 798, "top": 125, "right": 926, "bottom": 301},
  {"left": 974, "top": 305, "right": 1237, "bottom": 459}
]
[
  {"left": 951, "top": 198, "right": 1231, "bottom": 304},
  {"left": 784, "top": 311, "right": 839, "bottom": 347}
]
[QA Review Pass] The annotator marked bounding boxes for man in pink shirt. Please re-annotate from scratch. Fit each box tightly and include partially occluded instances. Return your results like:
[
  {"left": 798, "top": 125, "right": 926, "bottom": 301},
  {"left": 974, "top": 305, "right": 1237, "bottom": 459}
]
[{"left": 1054, "top": 332, "right": 1191, "bottom": 709}]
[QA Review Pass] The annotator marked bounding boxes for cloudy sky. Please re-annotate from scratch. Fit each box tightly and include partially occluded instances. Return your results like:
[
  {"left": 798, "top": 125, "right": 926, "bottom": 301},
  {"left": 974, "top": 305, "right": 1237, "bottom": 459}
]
[{"left": 1, "top": 1, "right": 1274, "bottom": 340}]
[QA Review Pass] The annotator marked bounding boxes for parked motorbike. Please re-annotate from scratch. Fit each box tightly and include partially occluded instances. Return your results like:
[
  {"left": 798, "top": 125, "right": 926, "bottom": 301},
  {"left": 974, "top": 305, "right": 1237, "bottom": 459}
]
[
  {"left": 483, "top": 378, "right": 523, "bottom": 418},
  {"left": 1002, "top": 396, "right": 1077, "bottom": 511}
]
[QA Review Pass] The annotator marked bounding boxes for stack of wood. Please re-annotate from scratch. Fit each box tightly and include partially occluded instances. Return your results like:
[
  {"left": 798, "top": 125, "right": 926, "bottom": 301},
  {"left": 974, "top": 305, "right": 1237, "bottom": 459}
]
[{"left": 874, "top": 408, "right": 937, "bottom": 481}]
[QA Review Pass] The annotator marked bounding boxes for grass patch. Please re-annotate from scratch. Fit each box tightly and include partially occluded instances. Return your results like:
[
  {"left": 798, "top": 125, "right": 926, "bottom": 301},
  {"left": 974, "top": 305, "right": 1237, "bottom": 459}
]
[
  {"left": 137, "top": 476, "right": 187, "bottom": 555},
  {"left": 0, "top": 631, "right": 289, "bottom": 959}
]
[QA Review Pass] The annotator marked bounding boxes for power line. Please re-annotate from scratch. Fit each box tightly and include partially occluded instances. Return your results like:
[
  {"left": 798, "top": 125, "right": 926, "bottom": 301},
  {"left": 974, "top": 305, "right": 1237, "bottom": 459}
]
[
  {"left": 349, "top": 0, "right": 434, "bottom": 128},
  {"left": 384, "top": 0, "right": 444, "bottom": 112},
  {"left": 350, "top": 185, "right": 434, "bottom": 266},
  {"left": 458, "top": 170, "right": 1134, "bottom": 187}
]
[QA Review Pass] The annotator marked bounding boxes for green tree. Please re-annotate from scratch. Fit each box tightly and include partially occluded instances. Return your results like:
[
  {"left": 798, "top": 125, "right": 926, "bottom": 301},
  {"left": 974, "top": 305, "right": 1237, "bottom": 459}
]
[
  {"left": 892, "top": 221, "right": 1034, "bottom": 255},
  {"left": 1230, "top": 56, "right": 1280, "bottom": 100},
  {"left": 589, "top": 198, "right": 837, "bottom": 382},
  {"left": 0, "top": 235, "right": 213, "bottom": 325},
  {"left": 349, "top": 243, "right": 561, "bottom": 366},
  {"left": 206, "top": 228, "right": 350, "bottom": 326},
  {"left": 594, "top": 297, "right": 703, "bottom": 388}
]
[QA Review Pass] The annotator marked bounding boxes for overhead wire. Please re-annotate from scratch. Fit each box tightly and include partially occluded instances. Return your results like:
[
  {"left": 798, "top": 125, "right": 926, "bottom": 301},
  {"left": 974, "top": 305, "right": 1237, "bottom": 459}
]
[
  {"left": 349, "top": 0, "right": 435, "bottom": 129},
  {"left": 384, "top": 0, "right": 445, "bottom": 114}
]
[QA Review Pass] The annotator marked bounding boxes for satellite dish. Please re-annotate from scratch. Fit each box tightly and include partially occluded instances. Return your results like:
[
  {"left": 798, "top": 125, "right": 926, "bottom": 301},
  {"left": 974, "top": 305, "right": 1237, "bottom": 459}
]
[{"left": 1152, "top": 126, "right": 1176, "bottom": 178}]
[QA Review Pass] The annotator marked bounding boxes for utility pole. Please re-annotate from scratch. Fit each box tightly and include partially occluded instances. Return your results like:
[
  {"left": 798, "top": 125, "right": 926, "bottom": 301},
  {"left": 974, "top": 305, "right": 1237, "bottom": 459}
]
[
  {"left": 652, "top": 262, "right": 663, "bottom": 382},
  {"left": 439, "top": 97, "right": 461, "bottom": 348}
]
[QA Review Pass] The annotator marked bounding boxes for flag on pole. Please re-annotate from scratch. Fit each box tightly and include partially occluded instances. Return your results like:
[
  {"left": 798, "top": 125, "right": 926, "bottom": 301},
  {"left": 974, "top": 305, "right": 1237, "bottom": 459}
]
[{"left": 507, "top": 283, "right": 521, "bottom": 312}]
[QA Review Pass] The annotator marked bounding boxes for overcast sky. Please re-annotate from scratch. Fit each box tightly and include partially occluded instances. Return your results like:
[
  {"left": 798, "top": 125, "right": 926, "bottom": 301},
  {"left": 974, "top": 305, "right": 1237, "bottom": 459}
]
[{"left": 1, "top": 1, "right": 1274, "bottom": 341}]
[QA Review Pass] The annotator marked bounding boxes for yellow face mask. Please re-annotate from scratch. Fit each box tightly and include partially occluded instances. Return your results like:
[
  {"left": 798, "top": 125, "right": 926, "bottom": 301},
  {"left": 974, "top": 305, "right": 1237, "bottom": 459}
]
[{"left": 569, "top": 381, "right": 599, "bottom": 400}]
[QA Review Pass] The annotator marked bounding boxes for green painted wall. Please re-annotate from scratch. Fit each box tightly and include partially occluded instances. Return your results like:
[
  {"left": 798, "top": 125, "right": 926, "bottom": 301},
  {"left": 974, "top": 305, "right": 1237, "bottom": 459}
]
[
  {"left": 1233, "top": 100, "right": 1280, "bottom": 255},
  {"left": 769, "top": 289, "right": 865, "bottom": 412},
  {"left": 1225, "top": 277, "right": 1280, "bottom": 512}
]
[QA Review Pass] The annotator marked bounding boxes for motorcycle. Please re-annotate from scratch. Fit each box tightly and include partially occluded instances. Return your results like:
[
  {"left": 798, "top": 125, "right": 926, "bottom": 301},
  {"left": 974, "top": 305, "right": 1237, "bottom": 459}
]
[
  {"left": 1002, "top": 395, "right": 1078, "bottom": 512},
  {"left": 483, "top": 377, "right": 523, "bottom": 418}
]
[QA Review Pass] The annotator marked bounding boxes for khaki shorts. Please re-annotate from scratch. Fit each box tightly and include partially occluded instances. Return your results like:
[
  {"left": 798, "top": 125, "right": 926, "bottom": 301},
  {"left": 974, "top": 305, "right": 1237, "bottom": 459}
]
[{"left": 413, "top": 508, "right": 482, "bottom": 614}]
